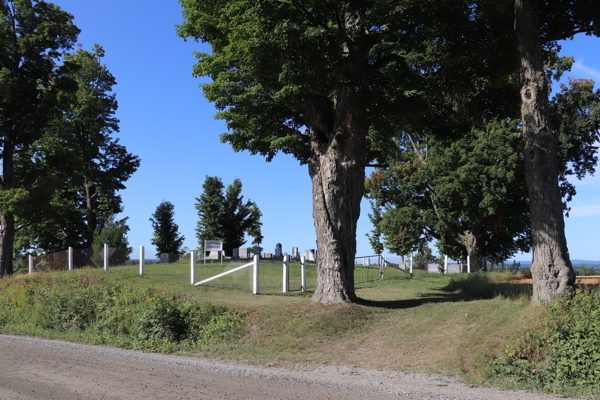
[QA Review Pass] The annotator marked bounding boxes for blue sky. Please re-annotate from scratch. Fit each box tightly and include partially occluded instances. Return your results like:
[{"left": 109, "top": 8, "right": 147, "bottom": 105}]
[{"left": 50, "top": 1, "right": 600, "bottom": 261}]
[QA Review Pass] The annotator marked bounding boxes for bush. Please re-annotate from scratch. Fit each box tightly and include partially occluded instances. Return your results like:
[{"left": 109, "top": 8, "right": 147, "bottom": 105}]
[
  {"left": 492, "top": 287, "right": 600, "bottom": 395},
  {"left": 0, "top": 275, "right": 243, "bottom": 352}
]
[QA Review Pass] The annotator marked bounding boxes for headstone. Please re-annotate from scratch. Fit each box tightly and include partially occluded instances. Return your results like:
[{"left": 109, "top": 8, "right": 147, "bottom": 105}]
[
  {"left": 292, "top": 247, "right": 299, "bottom": 259},
  {"left": 160, "top": 253, "right": 169, "bottom": 263},
  {"left": 207, "top": 250, "right": 221, "bottom": 259},
  {"left": 232, "top": 248, "right": 239, "bottom": 258},
  {"left": 239, "top": 248, "right": 248, "bottom": 258},
  {"left": 307, "top": 249, "right": 316, "bottom": 261},
  {"left": 304, "top": 250, "right": 309, "bottom": 260},
  {"left": 266, "top": 253, "right": 273, "bottom": 258},
  {"left": 275, "top": 243, "right": 282, "bottom": 258}
]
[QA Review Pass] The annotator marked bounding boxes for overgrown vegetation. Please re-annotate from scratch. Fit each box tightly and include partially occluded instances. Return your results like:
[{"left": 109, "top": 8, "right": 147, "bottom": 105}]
[
  {"left": 491, "top": 287, "right": 600, "bottom": 397},
  {"left": 0, "top": 274, "right": 243, "bottom": 352},
  {"left": 1, "top": 267, "right": 598, "bottom": 398}
]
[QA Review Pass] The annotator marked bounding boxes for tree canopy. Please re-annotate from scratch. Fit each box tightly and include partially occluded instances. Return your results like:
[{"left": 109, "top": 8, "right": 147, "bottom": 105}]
[
  {"left": 0, "top": 0, "right": 80, "bottom": 276},
  {"left": 195, "top": 176, "right": 261, "bottom": 256},
  {"left": 178, "top": 0, "right": 519, "bottom": 303},
  {"left": 14, "top": 45, "right": 140, "bottom": 256}
]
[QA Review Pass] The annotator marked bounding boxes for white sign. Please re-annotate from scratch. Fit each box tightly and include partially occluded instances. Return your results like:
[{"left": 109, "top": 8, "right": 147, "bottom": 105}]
[{"left": 205, "top": 240, "right": 223, "bottom": 251}]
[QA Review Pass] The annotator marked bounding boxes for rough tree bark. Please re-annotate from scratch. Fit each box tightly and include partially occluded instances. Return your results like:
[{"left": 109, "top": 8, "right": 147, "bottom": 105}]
[
  {"left": 459, "top": 230, "right": 483, "bottom": 272},
  {"left": 0, "top": 136, "right": 15, "bottom": 278},
  {"left": 515, "top": 0, "right": 575, "bottom": 303},
  {"left": 308, "top": 87, "right": 368, "bottom": 304}
]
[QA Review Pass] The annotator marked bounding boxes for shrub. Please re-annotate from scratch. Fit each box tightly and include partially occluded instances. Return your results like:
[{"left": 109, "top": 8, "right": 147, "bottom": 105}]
[
  {"left": 492, "top": 287, "right": 600, "bottom": 395},
  {"left": 0, "top": 275, "right": 244, "bottom": 352}
]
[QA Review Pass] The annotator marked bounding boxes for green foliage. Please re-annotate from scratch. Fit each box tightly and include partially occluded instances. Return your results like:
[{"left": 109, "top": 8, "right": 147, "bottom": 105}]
[
  {"left": 134, "top": 297, "right": 187, "bottom": 341},
  {"left": 0, "top": 0, "right": 80, "bottom": 276},
  {"left": 551, "top": 78, "right": 600, "bottom": 214},
  {"left": 366, "top": 200, "right": 384, "bottom": 256},
  {"left": 0, "top": 275, "right": 244, "bottom": 352},
  {"left": 150, "top": 201, "right": 185, "bottom": 257},
  {"left": 413, "top": 247, "right": 433, "bottom": 270},
  {"left": 367, "top": 121, "right": 531, "bottom": 264},
  {"left": 15, "top": 45, "right": 140, "bottom": 256},
  {"left": 492, "top": 288, "right": 600, "bottom": 395},
  {"left": 195, "top": 176, "right": 262, "bottom": 256},
  {"left": 575, "top": 264, "right": 600, "bottom": 276},
  {"left": 91, "top": 214, "right": 132, "bottom": 267}
]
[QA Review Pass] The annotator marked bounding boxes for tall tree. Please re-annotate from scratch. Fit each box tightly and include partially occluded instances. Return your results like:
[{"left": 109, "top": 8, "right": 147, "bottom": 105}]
[
  {"left": 32, "top": 45, "right": 140, "bottom": 252},
  {"left": 195, "top": 176, "right": 261, "bottom": 256},
  {"left": 514, "top": 0, "right": 599, "bottom": 302},
  {"left": 0, "top": 0, "right": 80, "bottom": 276},
  {"left": 366, "top": 121, "right": 531, "bottom": 271},
  {"left": 178, "top": 0, "right": 487, "bottom": 303},
  {"left": 150, "top": 200, "right": 185, "bottom": 257}
]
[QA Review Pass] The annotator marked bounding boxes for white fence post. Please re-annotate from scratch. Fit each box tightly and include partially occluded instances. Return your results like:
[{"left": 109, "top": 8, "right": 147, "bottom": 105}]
[
  {"left": 68, "top": 247, "right": 73, "bottom": 271},
  {"left": 253, "top": 254, "right": 260, "bottom": 294},
  {"left": 104, "top": 243, "right": 108, "bottom": 270},
  {"left": 410, "top": 253, "right": 413, "bottom": 274},
  {"left": 283, "top": 255, "right": 289, "bottom": 293},
  {"left": 444, "top": 255, "right": 448, "bottom": 274},
  {"left": 379, "top": 255, "right": 384, "bottom": 280},
  {"left": 301, "top": 256, "right": 306, "bottom": 291},
  {"left": 140, "top": 245, "right": 144, "bottom": 275},
  {"left": 29, "top": 255, "right": 33, "bottom": 274},
  {"left": 191, "top": 251, "right": 196, "bottom": 284},
  {"left": 467, "top": 255, "right": 471, "bottom": 273}
]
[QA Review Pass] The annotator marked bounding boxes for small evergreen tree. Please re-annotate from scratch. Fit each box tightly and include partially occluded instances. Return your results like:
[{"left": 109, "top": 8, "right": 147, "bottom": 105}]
[
  {"left": 149, "top": 201, "right": 185, "bottom": 258},
  {"left": 91, "top": 214, "right": 132, "bottom": 267}
]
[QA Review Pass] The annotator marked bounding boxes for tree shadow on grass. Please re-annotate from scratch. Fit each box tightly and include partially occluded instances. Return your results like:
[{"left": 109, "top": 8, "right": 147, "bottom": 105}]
[
  {"left": 357, "top": 293, "right": 463, "bottom": 310},
  {"left": 357, "top": 274, "right": 532, "bottom": 310},
  {"left": 439, "top": 273, "right": 532, "bottom": 301}
]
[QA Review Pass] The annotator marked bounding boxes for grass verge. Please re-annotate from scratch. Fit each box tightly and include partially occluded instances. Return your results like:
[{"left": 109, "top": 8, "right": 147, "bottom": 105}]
[{"left": 1, "top": 267, "right": 597, "bottom": 398}]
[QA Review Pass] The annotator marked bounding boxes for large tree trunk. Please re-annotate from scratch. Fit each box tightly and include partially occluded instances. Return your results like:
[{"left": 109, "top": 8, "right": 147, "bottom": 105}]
[
  {"left": 308, "top": 87, "right": 368, "bottom": 304},
  {"left": 515, "top": 0, "right": 575, "bottom": 303},
  {"left": 0, "top": 138, "right": 15, "bottom": 277},
  {"left": 459, "top": 230, "right": 483, "bottom": 272}
]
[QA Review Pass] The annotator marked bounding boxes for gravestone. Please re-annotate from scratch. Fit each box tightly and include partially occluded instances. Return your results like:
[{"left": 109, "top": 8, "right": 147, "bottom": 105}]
[
  {"left": 266, "top": 253, "right": 273, "bottom": 258},
  {"left": 239, "top": 248, "right": 248, "bottom": 258},
  {"left": 275, "top": 243, "right": 282, "bottom": 258},
  {"left": 292, "top": 247, "right": 299, "bottom": 259},
  {"left": 232, "top": 248, "right": 239, "bottom": 258},
  {"left": 303, "top": 250, "right": 309, "bottom": 260},
  {"left": 207, "top": 250, "right": 221, "bottom": 259},
  {"left": 160, "top": 253, "right": 179, "bottom": 263},
  {"left": 307, "top": 249, "right": 316, "bottom": 261}
]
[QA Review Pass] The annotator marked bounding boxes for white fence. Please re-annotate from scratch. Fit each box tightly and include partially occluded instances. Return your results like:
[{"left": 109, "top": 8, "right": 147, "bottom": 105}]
[
  {"left": 27, "top": 244, "right": 129, "bottom": 273},
  {"left": 190, "top": 255, "right": 310, "bottom": 295}
]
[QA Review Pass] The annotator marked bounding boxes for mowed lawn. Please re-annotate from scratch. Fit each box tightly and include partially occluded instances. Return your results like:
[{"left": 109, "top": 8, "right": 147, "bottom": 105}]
[{"left": 46, "top": 260, "right": 538, "bottom": 383}]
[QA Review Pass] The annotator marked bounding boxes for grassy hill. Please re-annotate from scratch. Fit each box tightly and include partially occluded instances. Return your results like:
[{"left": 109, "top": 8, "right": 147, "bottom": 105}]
[{"left": 1, "top": 262, "right": 597, "bottom": 397}]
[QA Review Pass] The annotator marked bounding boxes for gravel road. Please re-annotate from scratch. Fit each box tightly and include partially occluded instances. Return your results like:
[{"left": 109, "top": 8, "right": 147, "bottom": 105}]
[{"left": 0, "top": 335, "right": 581, "bottom": 400}]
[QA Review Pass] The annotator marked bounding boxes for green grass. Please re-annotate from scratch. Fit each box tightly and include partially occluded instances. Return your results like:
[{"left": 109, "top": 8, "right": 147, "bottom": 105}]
[{"left": 4, "top": 266, "right": 595, "bottom": 398}]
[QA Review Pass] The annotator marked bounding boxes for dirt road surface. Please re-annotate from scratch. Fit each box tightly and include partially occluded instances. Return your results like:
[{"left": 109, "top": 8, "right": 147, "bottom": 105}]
[{"left": 0, "top": 335, "right": 580, "bottom": 400}]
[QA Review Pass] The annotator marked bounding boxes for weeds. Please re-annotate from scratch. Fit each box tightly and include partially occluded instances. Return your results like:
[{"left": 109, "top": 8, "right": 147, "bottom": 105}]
[
  {"left": 0, "top": 275, "right": 243, "bottom": 352},
  {"left": 491, "top": 287, "right": 600, "bottom": 397}
]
